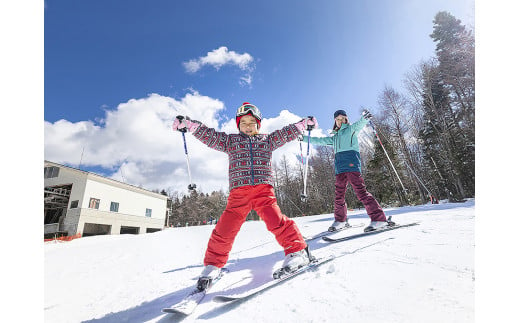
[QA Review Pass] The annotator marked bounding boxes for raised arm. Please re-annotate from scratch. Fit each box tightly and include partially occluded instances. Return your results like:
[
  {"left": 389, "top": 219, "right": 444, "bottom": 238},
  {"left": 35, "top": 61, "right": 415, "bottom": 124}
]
[
  {"left": 303, "top": 135, "right": 333, "bottom": 146},
  {"left": 172, "top": 115, "right": 229, "bottom": 153},
  {"left": 268, "top": 116, "right": 318, "bottom": 150},
  {"left": 350, "top": 109, "right": 372, "bottom": 131},
  {"left": 267, "top": 124, "right": 302, "bottom": 150}
]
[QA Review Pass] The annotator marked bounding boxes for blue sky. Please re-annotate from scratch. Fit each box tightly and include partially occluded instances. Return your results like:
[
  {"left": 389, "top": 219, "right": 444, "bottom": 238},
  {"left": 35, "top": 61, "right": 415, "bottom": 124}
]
[
  {"left": 45, "top": 0, "right": 474, "bottom": 123},
  {"left": 43, "top": 0, "right": 475, "bottom": 194}
]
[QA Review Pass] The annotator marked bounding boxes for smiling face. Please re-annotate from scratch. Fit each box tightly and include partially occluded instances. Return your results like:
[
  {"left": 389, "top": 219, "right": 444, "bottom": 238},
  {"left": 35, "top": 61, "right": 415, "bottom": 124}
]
[
  {"left": 239, "top": 114, "right": 259, "bottom": 136},
  {"left": 335, "top": 115, "right": 348, "bottom": 128}
]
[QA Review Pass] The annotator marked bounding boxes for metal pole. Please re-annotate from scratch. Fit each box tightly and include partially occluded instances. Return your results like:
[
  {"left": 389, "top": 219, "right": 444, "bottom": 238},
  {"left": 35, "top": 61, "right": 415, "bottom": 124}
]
[
  {"left": 300, "top": 117, "right": 315, "bottom": 202},
  {"left": 368, "top": 120, "right": 407, "bottom": 195},
  {"left": 177, "top": 116, "right": 196, "bottom": 191}
]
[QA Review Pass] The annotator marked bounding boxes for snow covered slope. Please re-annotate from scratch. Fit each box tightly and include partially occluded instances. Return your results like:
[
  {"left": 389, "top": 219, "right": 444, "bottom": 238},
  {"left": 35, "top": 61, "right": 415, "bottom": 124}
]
[{"left": 45, "top": 200, "right": 474, "bottom": 322}]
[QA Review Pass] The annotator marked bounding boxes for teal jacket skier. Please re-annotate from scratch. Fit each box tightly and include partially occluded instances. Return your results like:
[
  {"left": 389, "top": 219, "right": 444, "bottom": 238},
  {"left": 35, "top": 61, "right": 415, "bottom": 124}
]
[
  {"left": 304, "top": 114, "right": 368, "bottom": 175},
  {"left": 303, "top": 109, "right": 391, "bottom": 232}
]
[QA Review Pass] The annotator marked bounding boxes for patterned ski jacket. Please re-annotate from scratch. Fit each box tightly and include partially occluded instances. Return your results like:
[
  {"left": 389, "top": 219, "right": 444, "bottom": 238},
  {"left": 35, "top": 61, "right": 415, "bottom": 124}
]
[
  {"left": 193, "top": 123, "right": 302, "bottom": 190},
  {"left": 303, "top": 117, "right": 368, "bottom": 174}
]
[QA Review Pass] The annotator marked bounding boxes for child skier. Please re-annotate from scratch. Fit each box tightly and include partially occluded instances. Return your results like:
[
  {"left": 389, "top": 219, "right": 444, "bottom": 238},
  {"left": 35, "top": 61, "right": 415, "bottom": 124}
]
[
  {"left": 172, "top": 102, "right": 317, "bottom": 290},
  {"left": 303, "top": 109, "right": 393, "bottom": 233}
]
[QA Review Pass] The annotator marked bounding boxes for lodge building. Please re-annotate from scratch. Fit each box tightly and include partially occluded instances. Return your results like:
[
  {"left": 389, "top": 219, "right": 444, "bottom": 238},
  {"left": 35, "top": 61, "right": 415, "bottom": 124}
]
[{"left": 44, "top": 161, "right": 168, "bottom": 238}]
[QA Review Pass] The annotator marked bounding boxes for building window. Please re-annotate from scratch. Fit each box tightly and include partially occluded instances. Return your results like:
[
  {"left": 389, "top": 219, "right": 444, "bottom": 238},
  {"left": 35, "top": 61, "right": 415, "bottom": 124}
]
[
  {"left": 145, "top": 208, "right": 152, "bottom": 217},
  {"left": 44, "top": 166, "right": 60, "bottom": 178},
  {"left": 89, "top": 198, "right": 100, "bottom": 209},
  {"left": 110, "top": 202, "right": 119, "bottom": 212},
  {"left": 70, "top": 200, "right": 79, "bottom": 209}
]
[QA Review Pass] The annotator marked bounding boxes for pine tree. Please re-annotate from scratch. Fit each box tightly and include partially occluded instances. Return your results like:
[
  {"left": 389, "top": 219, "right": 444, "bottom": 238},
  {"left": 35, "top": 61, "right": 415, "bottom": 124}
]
[
  {"left": 419, "top": 61, "right": 467, "bottom": 200},
  {"left": 431, "top": 11, "right": 475, "bottom": 135},
  {"left": 422, "top": 11, "right": 475, "bottom": 198}
]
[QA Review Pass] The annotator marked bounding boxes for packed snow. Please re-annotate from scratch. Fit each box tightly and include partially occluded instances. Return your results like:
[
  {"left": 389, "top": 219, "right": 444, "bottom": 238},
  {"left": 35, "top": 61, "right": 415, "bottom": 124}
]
[{"left": 45, "top": 200, "right": 474, "bottom": 322}]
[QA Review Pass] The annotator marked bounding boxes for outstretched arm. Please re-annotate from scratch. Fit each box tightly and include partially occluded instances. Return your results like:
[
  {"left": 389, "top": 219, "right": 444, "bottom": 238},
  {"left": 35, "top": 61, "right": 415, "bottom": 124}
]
[
  {"left": 267, "top": 124, "right": 302, "bottom": 150},
  {"left": 172, "top": 116, "right": 229, "bottom": 152},
  {"left": 268, "top": 116, "right": 318, "bottom": 150},
  {"left": 303, "top": 135, "right": 333, "bottom": 146},
  {"left": 350, "top": 109, "right": 372, "bottom": 131}
]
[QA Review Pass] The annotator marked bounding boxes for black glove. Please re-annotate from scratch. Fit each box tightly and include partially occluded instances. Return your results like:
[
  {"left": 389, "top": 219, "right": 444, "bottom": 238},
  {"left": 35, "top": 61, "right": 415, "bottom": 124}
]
[{"left": 362, "top": 109, "right": 373, "bottom": 120}]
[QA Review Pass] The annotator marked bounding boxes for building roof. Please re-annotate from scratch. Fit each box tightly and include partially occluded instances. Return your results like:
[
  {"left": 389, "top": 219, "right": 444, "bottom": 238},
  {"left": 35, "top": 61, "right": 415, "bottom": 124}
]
[{"left": 44, "top": 160, "right": 168, "bottom": 200}]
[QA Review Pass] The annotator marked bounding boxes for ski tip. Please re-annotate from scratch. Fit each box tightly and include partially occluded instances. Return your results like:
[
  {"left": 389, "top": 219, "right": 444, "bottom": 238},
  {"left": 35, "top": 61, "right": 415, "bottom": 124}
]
[
  {"left": 395, "top": 222, "right": 421, "bottom": 227},
  {"left": 161, "top": 308, "right": 190, "bottom": 315},
  {"left": 213, "top": 295, "right": 239, "bottom": 303}
]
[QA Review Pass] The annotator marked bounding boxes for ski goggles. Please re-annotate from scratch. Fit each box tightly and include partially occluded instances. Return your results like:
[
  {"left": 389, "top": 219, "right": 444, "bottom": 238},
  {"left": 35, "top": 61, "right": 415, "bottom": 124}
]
[{"left": 237, "top": 103, "right": 262, "bottom": 120}]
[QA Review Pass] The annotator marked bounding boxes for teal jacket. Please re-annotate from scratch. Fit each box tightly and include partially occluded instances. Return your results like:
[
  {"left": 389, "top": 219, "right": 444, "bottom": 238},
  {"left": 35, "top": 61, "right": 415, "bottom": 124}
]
[{"left": 303, "top": 118, "right": 368, "bottom": 174}]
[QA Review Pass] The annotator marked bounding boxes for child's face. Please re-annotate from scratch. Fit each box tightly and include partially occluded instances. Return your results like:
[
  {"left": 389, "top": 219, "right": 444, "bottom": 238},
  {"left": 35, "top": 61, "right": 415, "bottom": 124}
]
[
  {"left": 335, "top": 115, "right": 348, "bottom": 128},
  {"left": 239, "top": 115, "right": 259, "bottom": 136}
]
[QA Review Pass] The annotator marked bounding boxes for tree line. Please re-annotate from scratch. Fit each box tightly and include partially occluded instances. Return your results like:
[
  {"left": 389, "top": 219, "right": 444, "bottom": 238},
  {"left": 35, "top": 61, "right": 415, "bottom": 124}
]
[{"left": 163, "top": 11, "right": 474, "bottom": 227}]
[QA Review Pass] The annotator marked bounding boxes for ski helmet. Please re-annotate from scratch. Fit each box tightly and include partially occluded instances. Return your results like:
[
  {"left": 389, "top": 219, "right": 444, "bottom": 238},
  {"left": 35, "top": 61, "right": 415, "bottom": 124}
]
[{"left": 236, "top": 102, "right": 262, "bottom": 129}]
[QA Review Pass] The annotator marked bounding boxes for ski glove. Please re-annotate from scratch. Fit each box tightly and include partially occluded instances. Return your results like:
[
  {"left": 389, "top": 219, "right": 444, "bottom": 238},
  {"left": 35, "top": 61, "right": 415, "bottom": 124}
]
[
  {"left": 172, "top": 116, "right": 201, "bottom": 132},
  {"left": 295, "top": 116, "right": 318, "bottom": 133},
  {"left": 361, "top": 109, "right": 373, "bottom": 120}
]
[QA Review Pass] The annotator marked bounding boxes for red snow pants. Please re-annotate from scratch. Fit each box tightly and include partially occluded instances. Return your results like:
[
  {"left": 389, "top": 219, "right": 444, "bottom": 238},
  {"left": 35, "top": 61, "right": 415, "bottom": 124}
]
[
  {"left": 203, "top": 184, "right": 307, "bottom": 268},
  {"left": 334, "top": 171, "right": 386, "bottom": 222}
]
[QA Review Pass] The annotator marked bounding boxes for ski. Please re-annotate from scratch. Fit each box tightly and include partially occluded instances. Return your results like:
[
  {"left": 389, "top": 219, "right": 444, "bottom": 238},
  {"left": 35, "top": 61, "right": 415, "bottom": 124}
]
[
  {"left": 304, "top": 222, "right": 364, "bottom": 241},
  {"left": 212, "top": 255, "right": 335, "bottom": 303},
  {"left": 322, "top": 222, "right": 419, "bottom": 243},
  {"left": 162, "top": 268, "right": 228, "bottom": 315}
]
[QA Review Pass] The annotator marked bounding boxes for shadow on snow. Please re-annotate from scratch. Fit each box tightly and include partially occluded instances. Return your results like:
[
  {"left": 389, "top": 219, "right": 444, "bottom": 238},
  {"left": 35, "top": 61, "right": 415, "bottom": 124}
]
[{"left": 81, "top": 200, "right": 473, "bottom": 322}]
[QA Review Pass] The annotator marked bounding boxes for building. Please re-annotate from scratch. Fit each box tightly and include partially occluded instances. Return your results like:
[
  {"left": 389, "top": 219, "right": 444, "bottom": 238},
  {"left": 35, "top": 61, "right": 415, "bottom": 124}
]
[{"left": 44, "top": 160, "right": 168, "bottom": 238}]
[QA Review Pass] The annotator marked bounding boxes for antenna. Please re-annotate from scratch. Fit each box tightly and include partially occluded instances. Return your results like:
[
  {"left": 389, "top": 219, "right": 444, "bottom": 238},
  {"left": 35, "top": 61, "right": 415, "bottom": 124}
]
[
  {"left": 120, "top": 161, "right": 126, "bottom": 182},
  {"left": 78, "top": 147, "right": 85, "bottom": 170}
]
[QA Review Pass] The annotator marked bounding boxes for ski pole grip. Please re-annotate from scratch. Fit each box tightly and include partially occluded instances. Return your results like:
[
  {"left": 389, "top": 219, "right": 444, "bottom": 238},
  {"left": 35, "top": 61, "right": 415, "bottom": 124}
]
[
  {"left": 176, "top": 115, "right": 187, "bottom": 133},
  {"left": 306, "top": 116, "right": 315, "bottom": 131}
]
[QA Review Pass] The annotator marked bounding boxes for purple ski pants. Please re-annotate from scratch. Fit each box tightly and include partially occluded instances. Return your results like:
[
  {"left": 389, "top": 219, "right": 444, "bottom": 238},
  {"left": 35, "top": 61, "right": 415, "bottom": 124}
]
[{"left": 334, "top": 171, "right": 386, "bottom": 222}]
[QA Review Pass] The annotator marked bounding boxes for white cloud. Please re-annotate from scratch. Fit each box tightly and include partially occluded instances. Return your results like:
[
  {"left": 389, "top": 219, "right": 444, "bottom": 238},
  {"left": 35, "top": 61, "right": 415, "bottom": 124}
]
[
  {"left": 183, "top": 46, "right": 253, "bottom": 73},
  {"left": 183, "top": 46, "right": 255, "bottom": 86},
  {"left": 239, "top": 73, "right": 253, "bottom": 87},
  {"left": 45, "top": 92, "right": 225, "bottom": 193},
  {"left": 44, "top": 94, "right": 327, "bottom": 194}
]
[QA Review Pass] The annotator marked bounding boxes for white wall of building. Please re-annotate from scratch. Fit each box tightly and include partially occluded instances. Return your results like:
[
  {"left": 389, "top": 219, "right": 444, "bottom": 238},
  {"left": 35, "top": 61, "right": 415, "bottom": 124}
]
[
  {"left": 44, "top": 161, "right": 168, "bottom": 236},
  {"left": 82, "top": 177, "right": 165, "bottom": 220}
]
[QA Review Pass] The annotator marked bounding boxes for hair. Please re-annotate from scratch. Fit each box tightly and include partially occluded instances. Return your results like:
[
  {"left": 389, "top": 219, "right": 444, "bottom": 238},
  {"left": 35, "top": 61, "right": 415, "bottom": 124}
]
[{"left": 332, "top": 121, "right": 340, "bottom": 132}]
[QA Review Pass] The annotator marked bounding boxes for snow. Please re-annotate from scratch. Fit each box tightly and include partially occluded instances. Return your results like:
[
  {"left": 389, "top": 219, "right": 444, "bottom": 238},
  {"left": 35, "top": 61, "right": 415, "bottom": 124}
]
[{"left": 45, "top": 200, "right": 475, "bottom": 323}]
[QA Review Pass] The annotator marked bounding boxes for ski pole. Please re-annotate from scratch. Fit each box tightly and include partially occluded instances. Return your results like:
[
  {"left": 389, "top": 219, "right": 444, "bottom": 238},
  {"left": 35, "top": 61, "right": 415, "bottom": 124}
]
[
  {"left": 301, "top": 117, "right": 314, "bottom": 202},
  {"left": 368, "top": 120, "right": 407, "bottom": 195},
  {"left": 402, "top": 159, "right": 438, "bottom": 204},
  {"left": 299, "top": 140, "right": 304, "bottom": 169},
  {"left": 177, "top": 116, "right": 197, "bottom": 191}
]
